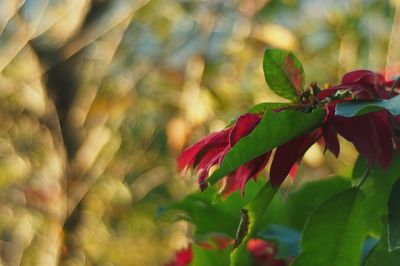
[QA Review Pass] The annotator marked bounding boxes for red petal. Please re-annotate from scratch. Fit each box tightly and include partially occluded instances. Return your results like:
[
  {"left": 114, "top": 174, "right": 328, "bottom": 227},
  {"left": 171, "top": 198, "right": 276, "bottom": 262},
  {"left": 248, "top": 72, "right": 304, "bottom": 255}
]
[
  {"left": 322, "top": 122, "right": 340, "bottom": 157},
  {"left": 177, "top": 129, "right": 230, "bottom": 171},
  {"left": 333, "top": 115, "right": 381, "bottom": 166},
  {"left": 221, "top": 152, "right": 271, "bottom": 196},
  {"left": 229, "top": 113, "right": 261, "bottom": 146},
  {"left": 341, "top": 70, "right": 389, "bottom": 99},
  {"left": 269, "top": 130, "right": 321, "bottom": 187},
  {"left": 341, "top": 70, "right": 375, "bottom": 85},
  {"left": 370, "top": 111, "right": 394, "bottom": 168}
]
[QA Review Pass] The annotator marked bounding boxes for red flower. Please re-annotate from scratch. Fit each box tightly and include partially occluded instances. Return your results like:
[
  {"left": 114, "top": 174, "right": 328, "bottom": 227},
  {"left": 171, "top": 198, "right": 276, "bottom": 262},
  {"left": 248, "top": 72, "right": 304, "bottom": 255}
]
[
  {"left": 178, "top": 69, "right": 399, "bottom": 193},
  {"left": 319, "top": 70, "right": 398, "bottom": 168},
  {"left": 177, "top": 113, "right": 271, "bottom": 194},
  {"left": 317, "top": 70, "right": 390, "bottom": 100},
  {"left": 165, "top": 245, "right": 193, "bottom": 266},
  {"left": 323, "top": 106, "right": 394, "bottom": 168}
]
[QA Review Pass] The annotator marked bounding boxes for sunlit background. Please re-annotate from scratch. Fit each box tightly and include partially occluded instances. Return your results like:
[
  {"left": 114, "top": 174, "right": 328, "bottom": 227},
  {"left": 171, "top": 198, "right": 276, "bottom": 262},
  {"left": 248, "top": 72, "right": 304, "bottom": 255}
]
[{"left": 0, "top": 0, "right": 399, "bottom": 265}]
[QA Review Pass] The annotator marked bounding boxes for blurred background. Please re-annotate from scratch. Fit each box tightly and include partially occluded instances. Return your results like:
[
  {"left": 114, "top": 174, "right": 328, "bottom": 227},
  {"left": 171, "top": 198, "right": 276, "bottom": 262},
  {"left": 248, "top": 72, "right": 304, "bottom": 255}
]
[{"left": 0, "top": 0, "right": 399, "bottom": 265}]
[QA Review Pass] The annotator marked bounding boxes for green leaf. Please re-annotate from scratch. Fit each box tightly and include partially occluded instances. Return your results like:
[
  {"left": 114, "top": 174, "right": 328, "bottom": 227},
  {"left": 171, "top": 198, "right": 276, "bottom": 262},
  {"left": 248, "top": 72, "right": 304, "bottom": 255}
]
[
  {"left": 167, "top": 179, "right": 265, "bottom": 238},
  {"left": 263, "top": 48, "right": 305, "bottom": 101},
  {"left": 388, "top": 177, "right": 400, "bottom": 251},
  {"left": 287, "top": 176, "right": 352, "bottom": 229},
  {"left": 208, "top": 108, "right": 325, "bottom": 186},
  {"left": 191, "top": 243, "right": 231, "bottom": 266},
  {"left": 226, "top": 102, "right": 289, "bottom": 128},
  {"left": 247, "top": 102, "right": 289, "bottom": 114},
  {"left": 292, "top": 188, "right": 367, "bottom": 266},
  {"left": 366, "top": 218, "right": 400, "bottom": 266},
  {"left": 230, "top": 181, "right": 277, "bottom": 266},
  {"left": 335, "top": 94, "right": 400, "bottom": 117},
  {"left": 358, "top": 154, "right": 400, "bottom": 235}
]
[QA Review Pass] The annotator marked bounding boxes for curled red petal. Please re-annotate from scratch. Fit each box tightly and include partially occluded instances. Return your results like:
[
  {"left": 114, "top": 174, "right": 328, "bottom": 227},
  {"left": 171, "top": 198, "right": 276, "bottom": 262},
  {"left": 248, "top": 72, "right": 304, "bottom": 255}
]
[
  {"left": 229, "top": 113, "right": 261, "bottom": 146},
  {"left": 221, "top": 152, "right": 271, "bottom": 196},
  {"left": 177, "top": 129, "right": 230, "bottom": 172}
]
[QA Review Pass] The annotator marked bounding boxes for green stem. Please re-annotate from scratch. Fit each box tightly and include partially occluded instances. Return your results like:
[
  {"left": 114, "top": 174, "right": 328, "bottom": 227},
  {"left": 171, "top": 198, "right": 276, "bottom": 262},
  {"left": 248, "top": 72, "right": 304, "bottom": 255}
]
[{"left": 230, "top": 181, "right": 278, "bottom": 266}]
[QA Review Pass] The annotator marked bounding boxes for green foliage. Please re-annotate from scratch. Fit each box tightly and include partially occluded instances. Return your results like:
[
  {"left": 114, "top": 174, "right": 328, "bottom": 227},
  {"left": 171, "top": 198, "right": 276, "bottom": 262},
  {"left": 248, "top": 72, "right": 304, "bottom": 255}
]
[
  {"left": 293, "top": 188, "right": 367, "bottom": 266},
  {"left": 335, "top": 95, "right": 400, "bottom": 117},
  {"left": 230, "top": 181, "right": 277, "bottom": 266},
  {"left": 208, "top": 108, "right": 325, "bottom": 185},
  {"left": 263, "top": 49, "right": 305, "bottom": 101},
  {"left": 287, "top": 177, "right": 352, "bottom": 229},
  {"left": 388, "top": 178, "right": 400, "bottom": 251},
  {"left": 169, "top": 179, "right": 265, "bottom": 238},
  {"left": 247, "top": 102, "right": 289, "bottom": 114},
  {"left": 366, "top": 219, "right": 400, "bottom": 266},
  {"left": 191, "top": 244, "right": 231, "bottom": 266},
  {"left": 358, "top": 154, "right": 400, "bottom": 235}
]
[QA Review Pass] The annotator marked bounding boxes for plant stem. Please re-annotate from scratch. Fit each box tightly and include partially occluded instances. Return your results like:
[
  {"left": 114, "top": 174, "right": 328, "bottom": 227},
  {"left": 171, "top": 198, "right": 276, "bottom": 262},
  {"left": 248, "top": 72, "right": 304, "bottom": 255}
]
[{"left": 230, "top": 181, "right": 278, "bottom": 266}]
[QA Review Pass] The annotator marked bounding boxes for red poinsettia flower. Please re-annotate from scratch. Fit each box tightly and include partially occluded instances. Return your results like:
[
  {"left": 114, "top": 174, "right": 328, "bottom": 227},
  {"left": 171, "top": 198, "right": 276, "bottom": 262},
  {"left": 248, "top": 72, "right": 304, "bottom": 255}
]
[
  {"left": 178, "top": 69, "right": 399, "bottom": 193},
  {"left": 165, "top": 245, "right": 193, "bottom": 266},
  {"left": 319, "top": 70, "right": 398, "bottom": 168}
]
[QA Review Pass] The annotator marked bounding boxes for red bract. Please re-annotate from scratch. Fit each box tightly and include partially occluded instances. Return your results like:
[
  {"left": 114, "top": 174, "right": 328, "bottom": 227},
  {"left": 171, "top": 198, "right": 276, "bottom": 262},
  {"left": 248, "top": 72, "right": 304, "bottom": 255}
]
[
  {"left": 165, "top": 245, "right": 193, "bottom": 266},
  {"left": 269, "top": 129, "right": 321, "bottom": 187},
  {"left": 322, "top": 106, "right": 394, "bottom": 168},
  {"left": 177, "top": 113, "right": 272, "bottom": 194},
  {"left": 178, "top": 69, "right": 399, "bottom": 193},
  {"left": 318, "top": 70, "right": 398, "bottom": 169},
  {"left": 317, "top": 70, "right": 390, "bottom": 100}
]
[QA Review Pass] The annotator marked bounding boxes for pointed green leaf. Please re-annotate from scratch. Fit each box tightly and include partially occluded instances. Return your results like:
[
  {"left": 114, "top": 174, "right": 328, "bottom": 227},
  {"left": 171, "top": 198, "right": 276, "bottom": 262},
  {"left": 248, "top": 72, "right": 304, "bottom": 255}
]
[
  {"left": 388, "top": 177, "right": 400, "bottom": 251},
  {"left": 263, "top": 49, "right": 305, "bottom": 101},
  {"left": 335, "top": 94, "right": 400, "bottom": 117},
  {"left": 208, "top": 108, "right": 325, "bottom": 186},
  {"left": 292, "top": 188, "right": 367, "bottom": 266}
]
